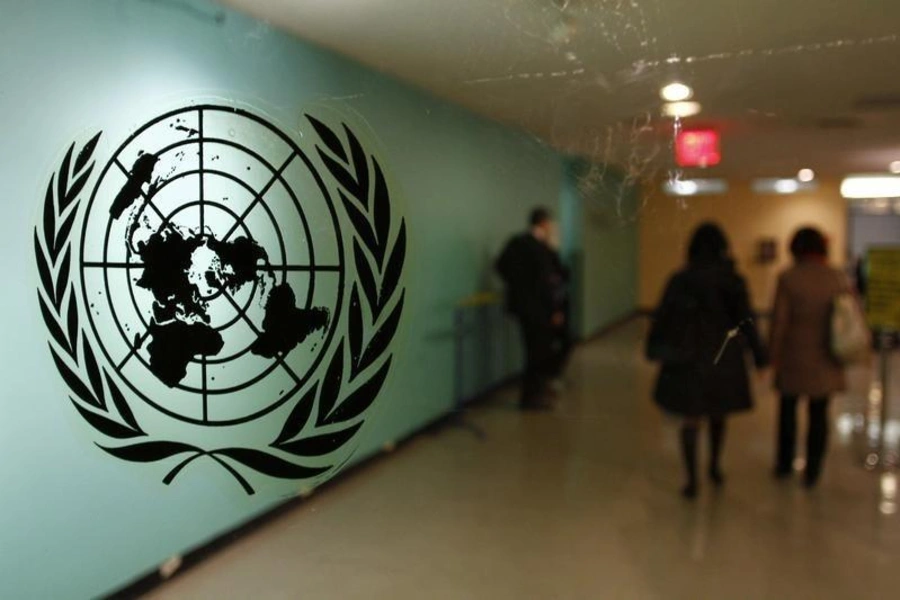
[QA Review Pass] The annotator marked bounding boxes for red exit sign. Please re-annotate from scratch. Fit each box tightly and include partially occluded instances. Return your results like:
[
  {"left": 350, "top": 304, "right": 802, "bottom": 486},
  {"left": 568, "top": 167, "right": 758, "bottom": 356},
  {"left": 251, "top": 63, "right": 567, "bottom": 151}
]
[{"left": 676, "top": 129, "right": 721, "bottom": 168}]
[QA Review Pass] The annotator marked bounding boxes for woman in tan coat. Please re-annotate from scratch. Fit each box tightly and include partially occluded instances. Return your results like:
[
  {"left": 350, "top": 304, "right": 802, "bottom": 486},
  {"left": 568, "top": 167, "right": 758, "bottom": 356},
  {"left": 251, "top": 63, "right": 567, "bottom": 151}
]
[{"left": 769, "top": 227, "right": 848, "bottom": 487}]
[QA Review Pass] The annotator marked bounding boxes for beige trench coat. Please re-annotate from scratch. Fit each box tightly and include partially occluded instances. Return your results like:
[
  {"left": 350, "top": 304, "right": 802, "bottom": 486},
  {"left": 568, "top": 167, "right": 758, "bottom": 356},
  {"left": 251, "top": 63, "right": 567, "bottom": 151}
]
[{"left": 769, "top": 261, "right": 848, "bottom": 397}]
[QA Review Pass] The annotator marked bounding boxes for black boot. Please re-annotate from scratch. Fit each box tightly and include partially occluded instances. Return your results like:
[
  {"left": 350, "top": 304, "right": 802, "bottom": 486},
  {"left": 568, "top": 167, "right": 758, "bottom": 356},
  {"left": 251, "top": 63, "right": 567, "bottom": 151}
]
[
  {"left": 708, "top": 418, "right": 726, "bottom": 487},
  {"left": 680, "top": 425, "right": 699, "bottom": 499},
  {"left": 775, "top": 396, "right": 798, "bottom": 479}
]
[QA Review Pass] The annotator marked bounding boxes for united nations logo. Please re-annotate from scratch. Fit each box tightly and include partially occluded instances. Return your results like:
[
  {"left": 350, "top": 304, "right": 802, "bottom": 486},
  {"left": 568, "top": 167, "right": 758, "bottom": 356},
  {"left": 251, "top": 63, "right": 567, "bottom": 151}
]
[{"left": 35, "top": 104, "right": 406, "bottom": 494}]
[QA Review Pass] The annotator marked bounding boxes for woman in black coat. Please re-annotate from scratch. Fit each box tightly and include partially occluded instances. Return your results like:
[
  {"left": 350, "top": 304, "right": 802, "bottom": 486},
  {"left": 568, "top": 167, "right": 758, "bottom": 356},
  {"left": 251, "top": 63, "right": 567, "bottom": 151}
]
[{"left": 647, "top": 223, "right": 767, "bottom": 498}]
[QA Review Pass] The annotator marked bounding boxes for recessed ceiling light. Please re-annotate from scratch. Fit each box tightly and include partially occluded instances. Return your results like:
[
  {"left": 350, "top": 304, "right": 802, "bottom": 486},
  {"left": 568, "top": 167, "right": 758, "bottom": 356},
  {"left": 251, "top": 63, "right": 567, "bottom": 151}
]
[
  {"left": 660, "top": 82, "right": 693, "bottom": 102},
  {"left": 661, "top": 101, "right": 702, "bottom": 118},
  {"left": 774, "top": 179, "right": 800, "bottom": 194},
  {"left": 752, "top": 178, "right": 818, "bottom": 195},
  {"left": 890, "top": 161, "right": 900, "bottom": 174},
  {"left": 673, "top": 180, "right": 699, "bottom": 195},
  {"left": 797, "top": 168, "right": 815, "bottom": 182},
  {"left": 662, "top": 178, "right": 728, "bottom": 196}
]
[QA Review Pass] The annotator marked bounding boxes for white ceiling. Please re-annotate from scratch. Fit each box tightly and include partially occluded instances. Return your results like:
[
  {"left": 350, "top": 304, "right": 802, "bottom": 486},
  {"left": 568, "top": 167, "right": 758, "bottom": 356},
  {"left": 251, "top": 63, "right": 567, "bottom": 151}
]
[{"left": 221, "top": 0, "right": 900, "bottom": 179}]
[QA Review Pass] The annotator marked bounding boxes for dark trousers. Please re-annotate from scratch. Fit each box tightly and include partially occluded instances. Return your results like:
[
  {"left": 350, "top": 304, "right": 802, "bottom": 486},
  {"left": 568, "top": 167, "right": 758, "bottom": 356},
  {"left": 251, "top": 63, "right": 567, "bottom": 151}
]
[
  {"left": 519, "top": 318, "right": 554, "bottom": 406},
  {"left": 776, "top": 395, "right": 830, "bottom": 482},
  {"left": 549, "top": 324, "right": 573, "bottom": 378}
]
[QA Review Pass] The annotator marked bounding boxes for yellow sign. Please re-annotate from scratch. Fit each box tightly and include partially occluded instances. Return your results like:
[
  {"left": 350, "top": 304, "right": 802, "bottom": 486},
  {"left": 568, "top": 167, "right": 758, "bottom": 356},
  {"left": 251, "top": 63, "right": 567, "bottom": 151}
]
[{"left": 866, "top": 247, "right": 900, "bottom": 330}]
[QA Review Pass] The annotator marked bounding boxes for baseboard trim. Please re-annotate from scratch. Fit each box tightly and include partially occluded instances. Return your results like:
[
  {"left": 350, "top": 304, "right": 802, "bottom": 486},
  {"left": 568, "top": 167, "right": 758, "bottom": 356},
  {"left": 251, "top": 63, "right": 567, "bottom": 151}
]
[{"left": 579, "top": 310, "right": 641, "bottom": 343}]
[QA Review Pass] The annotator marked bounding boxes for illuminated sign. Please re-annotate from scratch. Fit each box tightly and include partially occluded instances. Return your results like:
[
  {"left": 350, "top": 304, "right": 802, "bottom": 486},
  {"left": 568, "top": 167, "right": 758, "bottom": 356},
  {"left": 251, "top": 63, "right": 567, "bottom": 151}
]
[{"left": 675, "top": 129, "right": 721, "bottom": 168}]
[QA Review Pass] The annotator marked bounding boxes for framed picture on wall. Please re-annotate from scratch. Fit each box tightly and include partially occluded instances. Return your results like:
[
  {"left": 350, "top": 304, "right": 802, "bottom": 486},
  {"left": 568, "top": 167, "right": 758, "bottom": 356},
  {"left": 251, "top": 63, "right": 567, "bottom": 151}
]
[{"left": 756, "top": 238, "right": 777, "bottom": 264}]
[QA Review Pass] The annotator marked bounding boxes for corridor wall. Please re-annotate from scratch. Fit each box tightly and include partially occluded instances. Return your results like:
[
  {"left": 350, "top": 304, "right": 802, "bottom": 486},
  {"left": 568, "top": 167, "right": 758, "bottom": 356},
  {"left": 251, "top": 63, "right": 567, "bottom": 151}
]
[{"left": 0, "top": 1, "right": 564, "bottom": 597}]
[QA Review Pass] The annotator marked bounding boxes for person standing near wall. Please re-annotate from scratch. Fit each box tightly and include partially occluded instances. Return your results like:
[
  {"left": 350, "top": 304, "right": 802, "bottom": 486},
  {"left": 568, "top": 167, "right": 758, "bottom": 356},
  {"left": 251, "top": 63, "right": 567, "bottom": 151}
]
[
  {"left": 769, "top": 227, "right": 849, "bottom": 488},
  {"left": 647, "top": 223, "right": 767, "bottom": 499},
  {"left": 496, "top": 208, "right": 564, "bottom": 410}
]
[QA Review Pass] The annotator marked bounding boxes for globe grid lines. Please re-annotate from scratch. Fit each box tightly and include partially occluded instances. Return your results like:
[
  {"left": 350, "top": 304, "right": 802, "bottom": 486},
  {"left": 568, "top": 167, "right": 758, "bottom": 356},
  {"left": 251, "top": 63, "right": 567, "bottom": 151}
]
[
  {"left": 106, "top": 133, "right": 310, "bottom": 288},
  {"left": 106, "top": 150, "right": 296, "bottom": 339},
  {"left": 122, "top": 200, "right": 262, "bottom": 335},
  {"left": 78, "top": 105, "right": 346, "bottom": 426},
  {"left": 119, "top": 166, "right": 294, "bottom": 272},
  {"left": 87, "top": 256, "right": 340, "bottom": 360},
  {"left": 91, "top": 107, "right": 338, "bottom": 421},
  {"left": 111, "top": 165, "right": 292, "bottom": 337},
  {"left": 221, "top": 152, "right": 298, "bottom": 242},
  {"left": 102, "top": 114, "right": 317, "bottom": 403},
  {"left": 98, "top": 177, "right": 284, "bottom": 395}
]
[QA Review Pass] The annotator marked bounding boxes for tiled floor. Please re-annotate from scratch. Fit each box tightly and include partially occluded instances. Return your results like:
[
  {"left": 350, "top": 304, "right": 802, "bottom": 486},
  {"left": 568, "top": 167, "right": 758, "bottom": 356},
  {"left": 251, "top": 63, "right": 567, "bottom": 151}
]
[{"left": 145, "top": 321, "right": 900, "bottom": 599}]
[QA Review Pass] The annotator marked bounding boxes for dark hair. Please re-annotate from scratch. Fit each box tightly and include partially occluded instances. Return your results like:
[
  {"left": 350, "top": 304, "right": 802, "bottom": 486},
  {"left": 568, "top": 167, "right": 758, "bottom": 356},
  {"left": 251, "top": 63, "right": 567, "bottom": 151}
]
[
  {"left": 530, "top": 207, "right": 551, "bottom": 227},
  {"left": 688, "top": 222, "right": 729, "bottom": 264},
  {"left": 790, "top": 227, "right": 828, "bottom": 260}
]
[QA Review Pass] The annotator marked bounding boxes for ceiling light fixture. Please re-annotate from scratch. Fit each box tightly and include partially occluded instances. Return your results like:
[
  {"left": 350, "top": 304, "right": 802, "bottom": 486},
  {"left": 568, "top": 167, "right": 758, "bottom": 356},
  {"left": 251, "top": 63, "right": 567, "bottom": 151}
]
[
  {"left": 752, "top": 178, "right": 817, "bottom": 195},
  {"left": 797, "top": 168, "right": 815, "bottom": 182},
  {"left": 841, "top": 175, "right": 900, "bottom": 199},
  {"left": 774, "top": 179, "right": 800, "bottom": 194},
  {"left": 662, "top": 178, "right": 728, "bottom": 196},
  {"left": 672, "top": 180, "right": 699, "bottom": 196},
  {"left": 660, "top": 82, "right": 693, "bottom": 102},
  {"left": 662, "top": 101, "right": 702, "bottom": 118}
]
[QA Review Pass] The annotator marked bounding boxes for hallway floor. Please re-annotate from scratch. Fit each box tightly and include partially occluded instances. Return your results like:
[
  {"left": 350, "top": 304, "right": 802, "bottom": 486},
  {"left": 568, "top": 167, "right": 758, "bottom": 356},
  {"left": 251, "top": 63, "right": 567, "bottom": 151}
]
[{"left": 145, "top": 321, "right": 900, "bottom": 600}]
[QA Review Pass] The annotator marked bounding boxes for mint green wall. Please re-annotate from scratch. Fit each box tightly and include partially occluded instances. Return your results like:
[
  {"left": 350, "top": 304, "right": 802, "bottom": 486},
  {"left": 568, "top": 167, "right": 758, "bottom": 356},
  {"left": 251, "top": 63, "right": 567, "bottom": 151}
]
[
  {"left": 558, "top": 160, "right": 586, "bottom": 336},
  {"left": 0, "top": 1, "right": 563, "bottom": 597},
  {"left": 570, "top": 163, "right": 640, "bottom": 337}
]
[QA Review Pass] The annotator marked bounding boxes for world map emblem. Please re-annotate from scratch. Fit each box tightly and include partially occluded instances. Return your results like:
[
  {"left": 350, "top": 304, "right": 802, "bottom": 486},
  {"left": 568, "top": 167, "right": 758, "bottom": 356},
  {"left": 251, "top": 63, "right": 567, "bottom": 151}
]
[{"left": 35, "top": 104, "right": 407, "bottom": 494}]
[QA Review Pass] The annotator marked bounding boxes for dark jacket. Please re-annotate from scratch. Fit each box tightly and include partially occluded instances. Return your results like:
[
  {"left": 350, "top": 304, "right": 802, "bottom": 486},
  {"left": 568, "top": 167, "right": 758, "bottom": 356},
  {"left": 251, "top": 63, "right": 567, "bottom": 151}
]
[
  {"left": 648, "top": 260, "right": 767, "bottom": 417},
  {"left": 496, "top": 233, "right": 557, "bottom": 324},
  {"left": 549, "top": 251, "right": 570, "bottom": 314}
]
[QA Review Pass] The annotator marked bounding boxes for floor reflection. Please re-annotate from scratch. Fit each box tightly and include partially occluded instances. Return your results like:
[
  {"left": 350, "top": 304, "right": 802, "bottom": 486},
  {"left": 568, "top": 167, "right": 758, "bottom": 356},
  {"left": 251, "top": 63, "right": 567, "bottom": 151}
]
[{"left": 839, "top": 348, "right": 900, "bottom": 470}]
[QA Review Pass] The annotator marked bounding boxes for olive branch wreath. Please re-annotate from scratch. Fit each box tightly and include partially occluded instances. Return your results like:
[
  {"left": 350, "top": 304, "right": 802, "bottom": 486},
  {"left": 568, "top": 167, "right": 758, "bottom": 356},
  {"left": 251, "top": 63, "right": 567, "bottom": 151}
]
[{"left": 34, "top": 116, "right": 406, "bottom": 495}]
